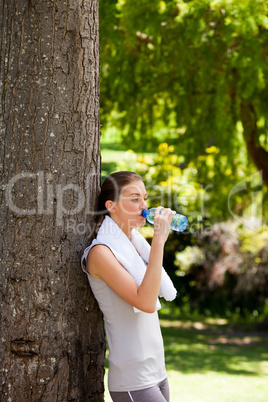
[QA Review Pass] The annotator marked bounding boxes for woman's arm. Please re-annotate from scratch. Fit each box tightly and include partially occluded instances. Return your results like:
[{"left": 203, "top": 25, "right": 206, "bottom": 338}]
[{"left": 87, "top": 208, "right": 175, "bottom": 313}]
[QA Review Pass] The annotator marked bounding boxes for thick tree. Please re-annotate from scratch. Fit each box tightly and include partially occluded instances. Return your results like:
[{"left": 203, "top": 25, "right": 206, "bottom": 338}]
[
  {"left": 0, "top": 1, "right": 105, "bottom": 401},
  {"left": 100, "top": 0, "right": 268, "bottom": 186}
]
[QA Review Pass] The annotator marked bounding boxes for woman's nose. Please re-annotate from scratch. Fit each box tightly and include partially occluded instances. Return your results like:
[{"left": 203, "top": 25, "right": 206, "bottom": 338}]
[{"left": 142, "top": 199, "right": 148, "bottom": 209}]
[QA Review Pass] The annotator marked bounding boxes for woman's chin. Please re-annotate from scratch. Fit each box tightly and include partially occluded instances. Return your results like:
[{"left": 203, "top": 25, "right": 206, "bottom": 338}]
[{"left": 137, "top": 217, "right": 146, "bottom": 227}]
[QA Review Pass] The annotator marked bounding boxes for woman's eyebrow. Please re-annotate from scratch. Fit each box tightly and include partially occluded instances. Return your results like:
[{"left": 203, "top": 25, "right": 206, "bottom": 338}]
[{"left": 129, "top": 192, "right": 147, "bottom": 197}]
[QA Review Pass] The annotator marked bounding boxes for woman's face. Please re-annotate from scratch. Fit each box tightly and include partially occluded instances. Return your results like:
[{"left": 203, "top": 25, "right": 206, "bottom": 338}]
[{"left": 107, "top": 180, "right": 148, "bottom": 232}]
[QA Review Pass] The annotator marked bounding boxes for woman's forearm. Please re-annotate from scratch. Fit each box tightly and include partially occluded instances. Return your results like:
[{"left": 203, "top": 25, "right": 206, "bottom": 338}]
[{"left": 137, "top": 237, "right": 165, "bottom": 313}]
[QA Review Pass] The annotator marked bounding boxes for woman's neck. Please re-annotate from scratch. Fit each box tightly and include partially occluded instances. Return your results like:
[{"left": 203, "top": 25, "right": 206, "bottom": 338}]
[{"left": 109, "top": 215, "right": 132, "bottom": 238}]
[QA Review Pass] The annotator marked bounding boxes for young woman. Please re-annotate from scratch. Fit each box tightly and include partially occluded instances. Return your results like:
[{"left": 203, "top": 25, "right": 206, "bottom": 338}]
[{"left": 81, "top": 171, "right": 177, "bottom": 402}]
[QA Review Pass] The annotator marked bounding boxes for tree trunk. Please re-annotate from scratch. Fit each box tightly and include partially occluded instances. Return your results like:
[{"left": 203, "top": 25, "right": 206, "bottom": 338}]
[
  {"left": 240, "top": 101, "right": 268, "bottom": 187},
  {"left": 0, "top": 1, "right": 105, "bottom": 401}
]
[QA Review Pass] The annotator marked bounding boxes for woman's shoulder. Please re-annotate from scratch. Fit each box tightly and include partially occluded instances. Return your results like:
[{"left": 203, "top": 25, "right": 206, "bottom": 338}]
[
  {"left": 86, "top": 244, "right": 114, "bottom": 278},
  {"left": 88, "top": 243, "right": 112, "bottom": 258}
]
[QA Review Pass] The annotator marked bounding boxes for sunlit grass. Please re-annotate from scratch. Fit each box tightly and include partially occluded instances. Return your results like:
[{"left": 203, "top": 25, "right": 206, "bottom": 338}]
[
  {"left": 104, "top": 317, "right": 268, "bottom": 401},
  {"left": 162, "top": 320, "right": 268, "bottom": 401},
  {"left": 101, "top": 129, "right": 155, "bottom": 178}
]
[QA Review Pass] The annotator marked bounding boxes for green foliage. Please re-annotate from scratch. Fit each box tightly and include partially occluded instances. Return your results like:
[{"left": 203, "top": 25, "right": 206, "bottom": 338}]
[
  {"left": 100, "top": 1, "right": 268, "bottom": 318},
  {"left": 118, "top": 141, "right": 262, "bottom": 223},
  {"left": 100, "top": 0, "right": 268, "bottom": 160},
  {"left": 174, "top": 222, "right": 268, "bottom": 318},
  {"left": 239, "top": 228, "right": 268, "bottom": 254}
]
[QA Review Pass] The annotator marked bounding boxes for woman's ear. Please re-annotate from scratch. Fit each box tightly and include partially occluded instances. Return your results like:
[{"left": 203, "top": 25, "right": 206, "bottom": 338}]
[{"left": 105, "top": 200, "right": 116, "bottom": 213}]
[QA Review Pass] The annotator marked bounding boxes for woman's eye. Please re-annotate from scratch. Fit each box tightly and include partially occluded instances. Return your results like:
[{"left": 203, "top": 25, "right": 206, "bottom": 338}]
[{"left": 131, "top": 197, "right": 147, "bottom": 202}]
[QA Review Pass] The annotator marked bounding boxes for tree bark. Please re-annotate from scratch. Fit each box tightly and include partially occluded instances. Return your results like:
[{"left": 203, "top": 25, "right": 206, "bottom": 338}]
[
  {"left": 240, "top": 101, "right": 268, "bottom": 187},
  {"left": 0, "top": 1, "right": 105, "bottom": 401}
]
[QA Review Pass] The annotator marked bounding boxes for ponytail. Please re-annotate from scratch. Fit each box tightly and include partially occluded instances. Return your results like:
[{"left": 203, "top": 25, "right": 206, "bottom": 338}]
[{"left": 92, "top": 213, "right": 105, "bottom": 239}]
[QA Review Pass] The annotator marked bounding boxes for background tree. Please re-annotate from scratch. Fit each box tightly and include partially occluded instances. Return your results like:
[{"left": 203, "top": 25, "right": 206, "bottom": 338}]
[
  {"left": 99, "top": 0, "right": 267, "bottom": 320},
  {"left": 0, "top": 1, "right": 105, "bottom": 401},
  {"left": 99, "top": 0, "right": 268, "bottom": 186}
]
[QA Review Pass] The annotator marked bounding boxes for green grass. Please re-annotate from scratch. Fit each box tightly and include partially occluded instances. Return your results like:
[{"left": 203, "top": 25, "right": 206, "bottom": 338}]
[
  {"left": 104, "top": 316, "right": 268, "bottom": 401},
  {"left": 101, "top": 133, "right": 127, "bottom": 177},
  {"left": 100, "top": 128, "right": 155, "bottom": 178}
]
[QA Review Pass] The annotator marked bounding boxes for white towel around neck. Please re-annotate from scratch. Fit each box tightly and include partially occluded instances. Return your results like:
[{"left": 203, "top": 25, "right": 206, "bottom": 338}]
[{"left": 81, "top": 215, "right": 177, "bottom": 312}]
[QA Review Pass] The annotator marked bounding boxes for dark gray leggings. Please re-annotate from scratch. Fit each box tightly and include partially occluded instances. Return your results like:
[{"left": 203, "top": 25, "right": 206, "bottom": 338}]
[{"left": 109, "top": 378, "right": 170, "bottom": 402}]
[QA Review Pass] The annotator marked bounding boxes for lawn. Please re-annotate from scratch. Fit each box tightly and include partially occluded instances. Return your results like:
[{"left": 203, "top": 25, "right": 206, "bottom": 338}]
[
  {"left": 100, "top": 128, "right": 155, "bottom": 178},
  {"left": 104, "top": 316, "right": 268, "bottom": 401},
  {"left": 100, "top": 128, "right": 127, "bottom": 178}
]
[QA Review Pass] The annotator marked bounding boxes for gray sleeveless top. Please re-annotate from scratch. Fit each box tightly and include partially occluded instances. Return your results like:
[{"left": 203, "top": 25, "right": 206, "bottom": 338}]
[{"left": 81, "top": 242, "right": 167, "bottom": 392}]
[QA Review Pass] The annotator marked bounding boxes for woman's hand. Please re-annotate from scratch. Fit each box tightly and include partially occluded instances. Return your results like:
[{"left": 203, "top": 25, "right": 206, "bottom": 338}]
[{"left": 152, "top": 207, "right": 176, "bottom": 244}]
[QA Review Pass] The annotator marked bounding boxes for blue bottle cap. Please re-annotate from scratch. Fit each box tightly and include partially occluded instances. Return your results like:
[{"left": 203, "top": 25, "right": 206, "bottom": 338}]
[{"left": 141, "top": 209, "right": 150, "bottom": 218}]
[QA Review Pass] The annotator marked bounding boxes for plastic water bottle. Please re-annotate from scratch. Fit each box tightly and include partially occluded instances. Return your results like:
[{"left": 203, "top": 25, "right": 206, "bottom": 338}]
[{"left": 141, "top": 208, "right": 188, "bottom": 232}]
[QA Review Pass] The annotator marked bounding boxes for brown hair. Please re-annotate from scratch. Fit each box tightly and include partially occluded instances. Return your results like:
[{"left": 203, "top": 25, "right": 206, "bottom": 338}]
[{"left": 93, "top": 171, "right": 142, "bottom": 237}]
